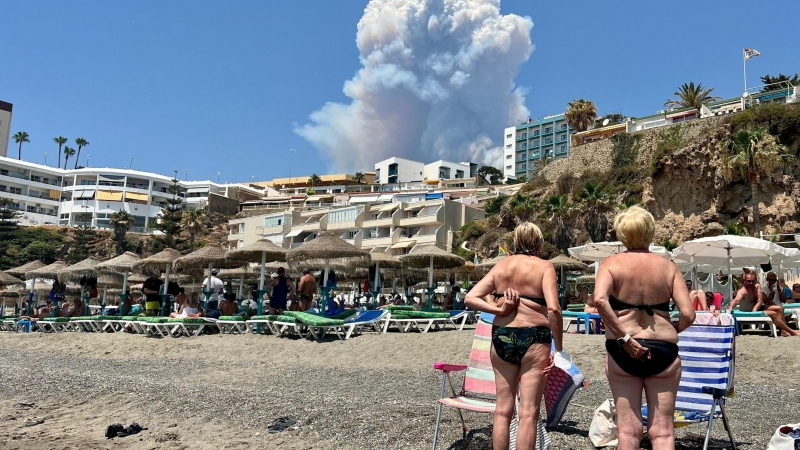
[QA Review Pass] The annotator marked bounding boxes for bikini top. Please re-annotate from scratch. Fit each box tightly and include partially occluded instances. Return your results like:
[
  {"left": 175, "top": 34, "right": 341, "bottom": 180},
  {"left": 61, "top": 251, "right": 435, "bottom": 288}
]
[
  {"left": 490, "top": 292, "right": 547, "bottom": 307},
  {"left": 609, "top": 294, "right": 670, "bottom": 316}
]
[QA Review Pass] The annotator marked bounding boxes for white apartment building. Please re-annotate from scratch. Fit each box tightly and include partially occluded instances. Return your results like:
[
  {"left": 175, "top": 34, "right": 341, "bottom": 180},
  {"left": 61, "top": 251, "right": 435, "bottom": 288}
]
[
  {"left": 0, "top": 156, "right": 263, "bottom": 231},
  {"left": 374, "top": 157, "right": 425, "bottom": 185},
  {"left": 0, "top": 101, "right": 11, "bottom": 158},
  {"left": 228, "top": 198, "right": 485, "bottom": 256}
]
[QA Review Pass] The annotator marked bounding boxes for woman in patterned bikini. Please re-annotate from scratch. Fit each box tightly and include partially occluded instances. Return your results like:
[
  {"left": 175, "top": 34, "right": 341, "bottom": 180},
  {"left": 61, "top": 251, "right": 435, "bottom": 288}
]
[{"left": 465, "top": 222, "right": 563, "bottom": 450}]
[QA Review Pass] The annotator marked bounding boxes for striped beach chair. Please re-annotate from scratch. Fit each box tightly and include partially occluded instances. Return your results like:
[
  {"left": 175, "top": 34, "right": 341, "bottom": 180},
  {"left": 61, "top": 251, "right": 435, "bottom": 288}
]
[{"left": 644, "top": 316, "right": 737, "bottom": 450}]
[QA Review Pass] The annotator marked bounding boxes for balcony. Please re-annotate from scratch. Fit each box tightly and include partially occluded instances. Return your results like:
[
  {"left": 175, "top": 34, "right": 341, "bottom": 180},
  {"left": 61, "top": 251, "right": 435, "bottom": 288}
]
[
  {"left": 515, "top": 134, "right": 527, "bottom": 141},
  {"left": 411, "top": 232, "right": 438, "bottom": 245},
  {"left": 0, "top": 169, "right": 29, "bottom": 181},
  {"left": 363, "top": 207, "right": 400, "bottom": 228},
  {"left": 28, "top": 192, "right": 60, "bottom": 203},
  {"left": 293, "top": 216, "right": 327, "bottom": 232},
  {"left": 398, "top": 210, "right": 442, "bottom": 227},
  {"left": 326, "top": 209, "right": 364, "bottom": 231}
]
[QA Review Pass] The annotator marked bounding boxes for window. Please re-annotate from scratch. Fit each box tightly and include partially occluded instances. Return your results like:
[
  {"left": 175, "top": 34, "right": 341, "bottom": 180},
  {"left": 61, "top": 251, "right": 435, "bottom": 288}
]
[
  {"left": 505, "top": 144, "right": 511, "bottom": 149},
  {"left": 544, "top": 138, "right": 552, "bottom": 144},
  {"left": 328, "top": 208, "right": 357, "bottom": 224},
  {"left": 80, "top": 179, "right": 97, "bottom": 186},
  {"left": 532, "top": 140, "right": 539, "bottom": 146},
  {"left": 264, "top": 216, "right": 283, "bottom": 227},
  {"left": 558, "top": 146, "right": 567, "bottom": 154},
  {"left": 506, "top": 134, "right": 512, "bottom": 139},
  {"left": 560, "top": 135, "right": 567, "bottom": 141},
  {"left": 544, "top": 127, "right": 552, "bottom": 133},
  {"left": 521, "top": 144, "right": 527, "bottom": 150},
  {"left": 506, "top": 155, "right": 511, "bottom": 159},
  {"left": 560, "top": 124, "right": 568, "bottom": 130},
  {"left": 520, "top": 164, "right": 527, "bottom": 170},
  {"left": 506, "top": 165, "right": 512, "bottom": 170},
  {"left": 533, "top": 130, "right": 539, "bottom": 136}
]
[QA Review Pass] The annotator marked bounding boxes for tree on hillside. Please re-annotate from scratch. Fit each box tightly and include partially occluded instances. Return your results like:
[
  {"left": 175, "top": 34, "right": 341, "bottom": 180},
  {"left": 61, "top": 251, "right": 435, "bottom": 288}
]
[
  {"left": 74, "top": 138, "right": 89, "bottom": 169},
  {"left": 476, "top": 165, "right": 503, "bottom": 185},
  {"left": 151, "top": 177, "right": 184, "bottom": 250},
  {"left": 0, "top": 198, "right": 22, "bottom": 223},
  {"left": 63, "top": 147, "right": 76, "bottom": 168},
  {"left": 721, "top": 128, "right": 795, "bottom": 234},
  {"left": 12, "top": 131, "right": 29, "bottom": 160},
  {"left": 180, "top": 208, "right": 207, "bottom": 249},
  {"left": 529, "top": 155, "right": 553, "bottom": 178},
  {"left": 723, "top": 221, "right": 750, "bottom": 236},
  {"left": 760, "top": 73, "right": 800, "bottom": 91},
  {"left": 109, "top": 210, "right": 135, "bottom": 255},
  {"left": 353, "top": 172, "right": 366, "bottom": 184},
  {"left": 565, "top": 99, "right": 597, "bottom": 132},
  {"left": 501, "top": 192, "right": 537, "bottom": 227},
  {"left": 594, "top": 113, "right": 625, "bottom": 129},
  {"left": 543, "top": 194, "right": 572, "bottom": 253},
  {"left": 308, "top": 173, "right": 322, "bottom": 188},
  {"left": 53, "top": 136, "right": 67, "bottom": 169},
  {"left": 664, "top": 82, "right": 720, "bottom": 110},
  {"left": 577, "top": 182, "right": 612, "bottom": 242}
]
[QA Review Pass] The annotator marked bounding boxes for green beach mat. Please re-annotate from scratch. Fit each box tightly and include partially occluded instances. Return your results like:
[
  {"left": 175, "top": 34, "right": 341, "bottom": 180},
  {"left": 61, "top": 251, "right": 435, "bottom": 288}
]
[
  {"left": 386, "top": 305, "right": 414, "bottom": 311},
  {"left": 284, "top": 309, "right": 356, "bottom": 321},
  {"left": 287, "top": 312, "right": 344, "bottom": 326},
  {"left": 733, "top": 311, "right": 768, "bottom": 317},
  {"left": 218, "top": 316, "right": 246, "bottom": 321},
  {"left": 41, "top": 317, "right": 70, "bottom": 322},
  {"left": 390, "top": 311, "right": 450, "bottom": 319},
  {"left": 249, "top": 315, "right": 296, "bottom": 322},
  {"left": 70, "top": 316, "right": 101, "bottom": 321},
  {"left": 166, "top": 318, "right": 207, "bottom": 323},
  {"left": 140, "top": 317, "right": 168, "bottom": 323}
]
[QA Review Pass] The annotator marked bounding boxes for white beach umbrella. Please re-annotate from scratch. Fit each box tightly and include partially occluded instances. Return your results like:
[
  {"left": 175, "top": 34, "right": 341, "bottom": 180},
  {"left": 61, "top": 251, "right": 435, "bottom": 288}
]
[{"left": 568, "top": 241, "right": 671, "bottom": 262}]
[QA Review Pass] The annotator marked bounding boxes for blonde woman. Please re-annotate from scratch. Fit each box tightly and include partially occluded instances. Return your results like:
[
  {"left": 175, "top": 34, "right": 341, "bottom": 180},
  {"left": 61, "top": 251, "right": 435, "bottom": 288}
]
[
  {"left": 593, "top": 206, "right": 695, "bottom": 450},
  {"left": 465, "top": 223, "right": 562, "bottom": 450},
  {"left": 171, "top": 294, "right": 200, "bottom": 318}
]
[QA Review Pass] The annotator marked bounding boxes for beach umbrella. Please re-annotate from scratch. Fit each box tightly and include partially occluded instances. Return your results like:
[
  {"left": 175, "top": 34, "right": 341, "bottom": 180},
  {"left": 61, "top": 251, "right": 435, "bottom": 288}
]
[
  {"left": 4, "top": 260, "right": 45, "bottom": 277},
  {"left": 357, "top": 252, "right": 403, "bottom": 308},
  {"left": 95, "top": 252, "right": 141, "bottom": 310},
  {"left": 0, "top": 272, "right": 24, "bottom": 316},
  {"left": 549, "top": 255, "right": 590, "bottom": 309},
  {"left": 26, "top": 261, "right": 69, "bottom": 316},
  {"left": 58, "top": 257, "right": 104, "bottom": 315},
  {"left": 399, "top": 245, "right": 464, "bottom": 310},
  {"left": 286, "top": 231, "right": 368, "bottom": 312},
  {"left": 225, "top": 240, "right": 287, "bottom": 309},
  {"left": 568, "top": 242, "right": 671, "bottom": 262},
  {"left": 672, "top": 235, "right": 799, "bottom": 304},
  {"left": 575, "top": 274, "right": 596, "bottom": 284},
  {"left": 173, "top": 246, "right": 236, "bottom": 310},
  {"left": 132, "top": 248, "right": 184, "bottom": 315},
  {"left": 478, "top": 255, "right": 508, "bottom": 269},
  {"left": 217, "top": 266, "right": 260, "bottom": 305}
]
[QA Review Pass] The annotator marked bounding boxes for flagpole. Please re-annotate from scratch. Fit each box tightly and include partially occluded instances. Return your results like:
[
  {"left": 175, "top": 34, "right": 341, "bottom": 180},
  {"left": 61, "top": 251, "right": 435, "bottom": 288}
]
[{"left": 743, "top": 48, "right": 747, "bottom": 94}]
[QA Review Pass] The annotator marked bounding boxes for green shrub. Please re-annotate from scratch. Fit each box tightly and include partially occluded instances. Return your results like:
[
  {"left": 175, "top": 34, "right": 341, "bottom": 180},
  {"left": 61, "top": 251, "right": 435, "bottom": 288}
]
[
  {"left": 483, "top": 195, "right": 508, "bottom": 216},
  {"left": 651, "top": 124, "right": 685, "bottom": 176},
  {"left": 731, "top": 103, "right": 800, "bottom": 149},
  {"left": 611, "top": 133, "right": 641, "bottom": 168}
]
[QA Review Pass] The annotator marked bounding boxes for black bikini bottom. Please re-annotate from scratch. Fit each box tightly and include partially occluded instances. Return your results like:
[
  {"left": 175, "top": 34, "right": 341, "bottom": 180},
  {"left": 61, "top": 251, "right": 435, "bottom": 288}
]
[
  {"left": 491, "top": 325, "right": 551, "bottom": 365},
  {"left": 605, "top": 339, "right": 679, "bottom": 378}
]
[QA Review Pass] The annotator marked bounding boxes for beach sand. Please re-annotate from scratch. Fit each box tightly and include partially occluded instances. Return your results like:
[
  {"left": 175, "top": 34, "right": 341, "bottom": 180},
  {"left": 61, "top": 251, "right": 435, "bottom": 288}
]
[{"left": 0, "top": 328, "right": 798, "bottom": 449}]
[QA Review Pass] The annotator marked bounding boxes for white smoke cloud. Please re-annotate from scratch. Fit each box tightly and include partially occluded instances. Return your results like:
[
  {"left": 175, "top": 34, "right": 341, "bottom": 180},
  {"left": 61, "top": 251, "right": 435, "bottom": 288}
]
[{"left": 294, "top": 0, "right": 533, "bottom": 172}]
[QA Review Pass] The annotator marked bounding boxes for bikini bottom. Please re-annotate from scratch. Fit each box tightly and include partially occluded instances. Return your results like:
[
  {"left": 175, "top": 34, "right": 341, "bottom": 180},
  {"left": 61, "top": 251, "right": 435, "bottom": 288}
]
[
  {"left": 605, "top": 339, "right": 679, "bottom": 378},
  {"left": 491, "top": 325, "right": 551, "bottom": 365}
]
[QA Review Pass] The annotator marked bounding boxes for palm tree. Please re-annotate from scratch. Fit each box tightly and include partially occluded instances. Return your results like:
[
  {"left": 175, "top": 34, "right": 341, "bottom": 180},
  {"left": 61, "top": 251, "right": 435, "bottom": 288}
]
[
  {"left": 308, "top": 173, "right": 322, "bottom": 189},
  {"left": 353, "top": 172, "right": 366, "bottom": 184},
  {"left": 577, "top": 182, "right": 612, "bottom": 242},
  {"left": 664, "top": 82, "right": 720, "bottom": 110},
  {"left": 12, "top": 131, "right": 29, "bottom": 160},
  {"left": 502, "top": 192, "right": 537, "bottom": 227},
  {"left": 52, "top": 136, "right": 67, "bottom": 168},
  {"left": 723, "top": 221, "right": 749, "bottom": 237},
  {"left": 63, "top": 147, "right": 76, "bottom": 168},
  {"left": 109, "top": 210, "right": 135, "bottom": 254},
  {"left": 658, "top": 238, "right": 680, "bottom": 251},
  {"left": 565, "top": 99, "right": 597, "bottom": 132},
  {"left": 74, "top": 138, "right": 89, "bottom": 169},
  {"left": 0, "top": 198, "right": 22, "bottom": 222},
  {"left": 543, "top": 195, "right": 572, "bottom": 253},
  {"left": 180, "top": 208, "right": 207, "bottom": 249},
  {"left": 529, "top": 155, "right": 553, "bottom": 178},
  {"left": 721, "top": 128, "right": 795, "bottom": 234}
]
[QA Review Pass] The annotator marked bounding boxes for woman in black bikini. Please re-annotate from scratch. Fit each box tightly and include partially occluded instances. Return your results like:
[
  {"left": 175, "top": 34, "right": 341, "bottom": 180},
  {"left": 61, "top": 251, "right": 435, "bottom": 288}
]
[
  {"left": 465, "top": 223, "right": 563, "bottom": 450},
  {"left": 593, "top": 207, "right": 695, "bottom": 450}
]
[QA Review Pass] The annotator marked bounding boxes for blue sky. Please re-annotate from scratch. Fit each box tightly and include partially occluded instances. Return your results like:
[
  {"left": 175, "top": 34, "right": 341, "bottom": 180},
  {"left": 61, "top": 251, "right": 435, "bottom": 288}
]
[{"left": 2, "top": 0, "right": 797, "bottom": 183}]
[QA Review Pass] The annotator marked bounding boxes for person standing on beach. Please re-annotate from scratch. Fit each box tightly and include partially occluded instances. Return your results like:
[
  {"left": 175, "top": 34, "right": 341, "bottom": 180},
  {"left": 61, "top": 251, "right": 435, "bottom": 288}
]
[
  {"left": 202, "top": 269, "right": 225, "bottom": 309},
  {"left": 465, "top": 222, "right": 562, "bottom": 450},
  {"left": 142, "top": 272, "right": 163, "bottom": 316},
  {"left": 268, "top": 267, "right": 295, "bottom": 315},
  {"left": 297, "top": 268, "right": 317, "bottom": 311},
  {"left": 594, "top": 207, "right": 695, "bottom": 450}
]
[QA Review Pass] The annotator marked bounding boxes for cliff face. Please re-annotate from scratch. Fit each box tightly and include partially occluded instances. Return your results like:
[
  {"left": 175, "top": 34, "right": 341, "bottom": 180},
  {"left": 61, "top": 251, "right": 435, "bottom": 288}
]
[{"left": 536, "top": 111, "right": 798, "bottom": 244}]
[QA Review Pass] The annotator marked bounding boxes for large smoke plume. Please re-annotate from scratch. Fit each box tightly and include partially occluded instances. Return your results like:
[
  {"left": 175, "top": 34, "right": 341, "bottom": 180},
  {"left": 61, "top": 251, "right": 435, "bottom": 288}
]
[{"left": 294, "top": 0, "right": 533, "bottom": 172}]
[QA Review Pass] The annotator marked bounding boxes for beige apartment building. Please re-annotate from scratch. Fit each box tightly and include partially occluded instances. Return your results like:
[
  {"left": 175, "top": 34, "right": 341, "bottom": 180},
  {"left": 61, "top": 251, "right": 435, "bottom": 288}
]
[{"left": 228, "top": 198, "right": 484, "bottom": 256}]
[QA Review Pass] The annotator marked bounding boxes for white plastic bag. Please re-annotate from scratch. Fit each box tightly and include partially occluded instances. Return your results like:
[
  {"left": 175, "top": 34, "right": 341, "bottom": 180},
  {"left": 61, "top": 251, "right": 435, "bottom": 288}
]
[
  {"left": 768, "top": 423, "right": 800, "bottom": 450},
  {"left": 589, "top": 399, "right": 618, "bottom": 448}
]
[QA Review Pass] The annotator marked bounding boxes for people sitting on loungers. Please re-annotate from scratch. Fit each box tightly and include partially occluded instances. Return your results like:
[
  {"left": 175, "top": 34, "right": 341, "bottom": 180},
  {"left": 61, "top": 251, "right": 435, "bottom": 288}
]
[
  {"left": 443, "top": 293, "right": 454, "bottom": 311},
  {"left": 791, "top": 283, "right": 800, "bottom": 303},
  {"left": 219, "top": 293, "right": 239, "bottom": 316},
  {"left": 174, "top": 288, "right": 188, "bottom": 312},
  {"left": 34, "top": 300, "right": 54, "bottom": 318},
  {"left": 687, "top": 280, "right": 707, "bottom": 311},
  {"left": 730, "top": 271, "right": 800, "bottom": 337},
  {"left": 170, "top": 295, "right": 200, "bottom": 318}
]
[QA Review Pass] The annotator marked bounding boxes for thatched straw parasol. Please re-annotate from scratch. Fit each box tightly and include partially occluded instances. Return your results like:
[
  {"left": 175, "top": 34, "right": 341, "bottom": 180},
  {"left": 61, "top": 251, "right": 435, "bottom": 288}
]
[
  {"left": 399, "top": 245, "right": 464, "bottom": 310},
  {"left": 576, "top": 274, "right": 596, "bottom": 284},
  {"left": 132, "top": 248, "right": 183, "bottom": 312},
  {"left": 26, "top": 261, "right": 69, "bottom": 280},
  {"left": 478, "top": 255, "right": 508, "bottom": 269},
  {"left": 127, "top": 273, "right": 148, "bottom": 285},
  {"left": 173, "top": 246, "right": 238, "bottom": 308},
  {"left": 549, "top": 254, "right": 589, "bottom": 271},
  {"left": 225, "top": 240, "right": 287, "bottom": 295},
  {"left": 5, "top": 260, "right": 45, "bottom": 277},
  {"left": 57, "top": 257, "right": 103, "bottom": 283},
  {"left": 286, "top": 231, "right": 369, "bottom": 311},
  {"left": 95, "top": 252, "right": 141, "bottom": 298},
  {"left": 0, "top": 271, "right": 24, "bottom": 287}
]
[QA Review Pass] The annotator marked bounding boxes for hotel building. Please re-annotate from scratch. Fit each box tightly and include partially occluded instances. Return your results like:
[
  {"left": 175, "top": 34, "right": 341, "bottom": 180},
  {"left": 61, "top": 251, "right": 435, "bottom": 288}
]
[{"left": 503, "top": 114, "right": 572, "bottom": 180}]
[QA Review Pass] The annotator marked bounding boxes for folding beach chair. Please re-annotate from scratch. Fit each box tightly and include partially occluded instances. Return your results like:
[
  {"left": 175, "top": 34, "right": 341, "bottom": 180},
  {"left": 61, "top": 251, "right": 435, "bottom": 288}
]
[
  {"left": 442, "top": 310, "right": 472, "bottom": 331},
  {"left": 37, "top": 317, "right": 72, "bottom": 333},
  {"left": 216, "top": 316, "right": 248, "bottom": 334},
  {"left": 388, "top": 311, "right": 452, "bottom": 333},
  {"left": 732, "top": 310, "right": 777, "bottom": 337},
  {"left": 643, "top": 316, "right": 737, "bottom": 450},
  {"left": 432, "top": 313, "right": 584, "bottom": 449}
]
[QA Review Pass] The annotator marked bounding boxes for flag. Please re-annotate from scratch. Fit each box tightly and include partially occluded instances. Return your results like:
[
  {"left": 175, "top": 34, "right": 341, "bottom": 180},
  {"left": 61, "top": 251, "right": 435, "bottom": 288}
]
[
  {"left": 498, "top": 245, "right": 510, "bottom": 256},
  {"left": 744, "top": 48, "right": 761, "bottom": 60},
  {"left": 473, "top": 254, "right": 479, "bottom": 265}
]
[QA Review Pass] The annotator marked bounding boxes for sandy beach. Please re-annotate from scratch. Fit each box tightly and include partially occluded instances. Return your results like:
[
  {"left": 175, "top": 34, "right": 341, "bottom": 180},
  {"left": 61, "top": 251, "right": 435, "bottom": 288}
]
[{"left": 1, "top": 328, "right": 798, "bottom": 450}]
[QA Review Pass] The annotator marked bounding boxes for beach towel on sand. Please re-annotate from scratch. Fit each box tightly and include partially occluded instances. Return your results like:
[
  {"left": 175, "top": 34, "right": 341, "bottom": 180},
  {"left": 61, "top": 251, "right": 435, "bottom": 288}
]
[{"left": 543, "top": 344, "right": 587, "bottom": 427}]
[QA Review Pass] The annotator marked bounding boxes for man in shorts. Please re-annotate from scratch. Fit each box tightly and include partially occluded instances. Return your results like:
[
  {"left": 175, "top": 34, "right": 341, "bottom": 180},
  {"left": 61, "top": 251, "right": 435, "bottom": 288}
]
[
  {"left": 731, "top": 271, "right": 800, "bottom": 337},
  {"left": 297, "top": 268, "right": 317, "bottom": 311},
  {"left": 142, "top": 272, "right": 163, "bottom": 316},
  {"left": 268, "top": 267, "right": 295, "bottom": 315}
]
